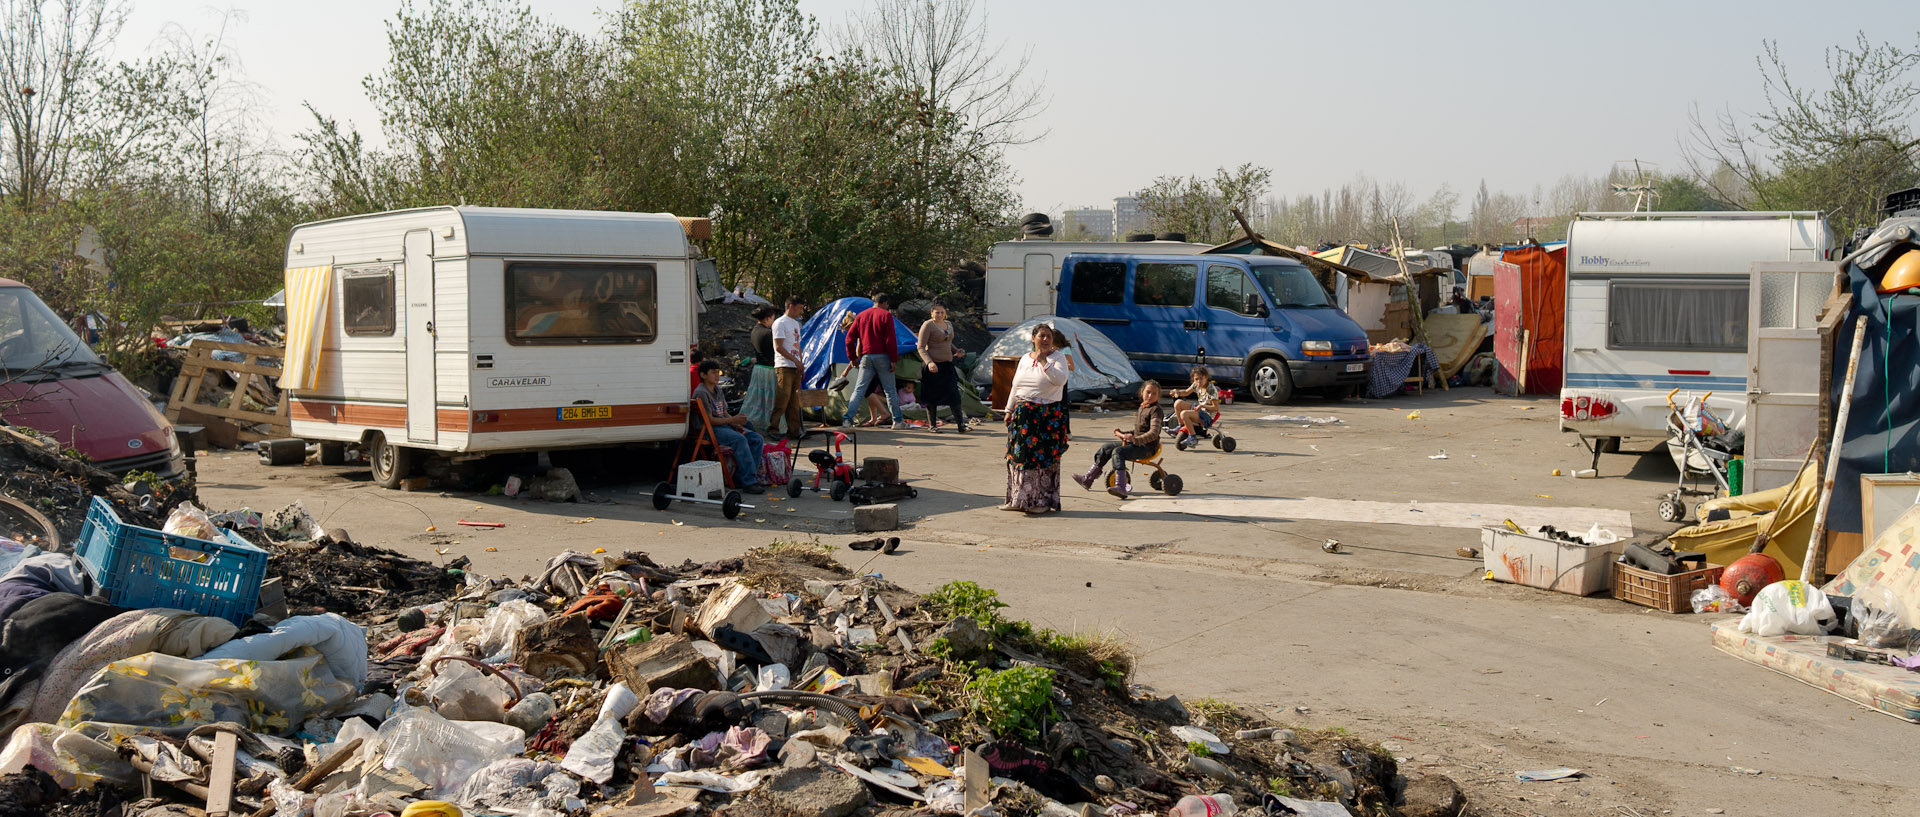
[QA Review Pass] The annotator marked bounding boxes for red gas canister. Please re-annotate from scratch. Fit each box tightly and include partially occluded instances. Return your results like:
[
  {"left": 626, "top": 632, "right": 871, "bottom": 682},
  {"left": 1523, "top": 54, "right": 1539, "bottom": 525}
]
[{"left": 1721, "top": 552, "right": 1786, "bottom": 606}]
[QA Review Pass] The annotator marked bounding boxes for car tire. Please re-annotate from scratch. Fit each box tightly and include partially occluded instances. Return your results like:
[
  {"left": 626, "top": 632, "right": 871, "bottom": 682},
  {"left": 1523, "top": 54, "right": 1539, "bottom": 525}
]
[
  {"left": 369, "top": 434, "right": 413, "bottom": 489},
  {"left": 1248, "top": 358, "right": 1294, "bottom": 405},
  {"left": 318, "top": 441, "right": 347, "bottom": 466}
]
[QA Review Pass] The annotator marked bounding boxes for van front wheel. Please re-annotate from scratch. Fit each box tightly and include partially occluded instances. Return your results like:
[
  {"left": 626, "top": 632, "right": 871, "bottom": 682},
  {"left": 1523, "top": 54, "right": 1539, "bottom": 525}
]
[
  {"left": 1248, "top": 358, "right": 1294, "bottom": 405},
  {"left": 369, "top": 434, "right": 415, "bottom": 489}
]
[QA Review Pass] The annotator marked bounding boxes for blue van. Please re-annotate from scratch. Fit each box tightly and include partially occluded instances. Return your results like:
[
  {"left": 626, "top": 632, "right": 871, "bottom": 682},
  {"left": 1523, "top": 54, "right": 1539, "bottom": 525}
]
[{"left": 1054, "top": 253, "right": 1370, "bottom": 404}]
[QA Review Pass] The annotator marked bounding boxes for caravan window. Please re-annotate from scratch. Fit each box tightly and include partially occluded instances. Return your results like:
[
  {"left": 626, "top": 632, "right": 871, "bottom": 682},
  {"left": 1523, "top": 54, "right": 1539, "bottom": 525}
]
[
  {"left": 1068, "top": 261, "right": 1125, "bottom": 305},
  {"left": 341, "top": 268, "right": 395, "bottom": 337},
  {"left": 1133, "top": 262, "right": 1196, "bottom": 307},
  {"left": 507, "top": 262, "right": 657, "bottom": 345},
  {"left": 1607, "top": 280, "right": 1747, "bottom": 353}
]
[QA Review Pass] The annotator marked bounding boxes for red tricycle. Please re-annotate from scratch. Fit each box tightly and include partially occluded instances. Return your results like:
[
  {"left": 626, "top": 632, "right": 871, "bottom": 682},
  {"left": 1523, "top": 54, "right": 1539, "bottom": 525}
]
[{"left": 785, "top": 430, "right": 857, "bottom": 501}]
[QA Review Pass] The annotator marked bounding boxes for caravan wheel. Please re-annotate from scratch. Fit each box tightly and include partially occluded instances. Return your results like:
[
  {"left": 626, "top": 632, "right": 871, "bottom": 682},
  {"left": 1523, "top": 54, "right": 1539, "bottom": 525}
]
[{"left": 369, "top": 434, "right": 414, "bottom": 490}]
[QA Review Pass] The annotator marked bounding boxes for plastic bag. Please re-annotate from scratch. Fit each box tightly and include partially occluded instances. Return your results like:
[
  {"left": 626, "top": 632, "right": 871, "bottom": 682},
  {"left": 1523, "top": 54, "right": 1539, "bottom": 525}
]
[
  {"left": 476, "top": 600, "right": 547, "bottom": 662},
  {"left": 1738, "top": 580, "right": 1836, "bottom": 637},
  {"left": 424, "top": 661, "right": 515, "bottom": 722},
  {"left": 1853, "top": 583, "right": 1912, "bottom": 650},
  {"left": 1691, "top": 584, "right": 1746, "bottom": 614},
  {"left": 163, "top": 502, "right": 217, "bottom": 541},
  {"left": 1583, "top": 524, "right": 1621, "bottom": 546},
  {"left": 762, "top": 439, "right": 794, "bottom": 485},
  {"left": 558, "top": 717, "right": 627, "bottom": 784},
  {"left": 378, "top": 707, "right": 522, "bottom": 798}
]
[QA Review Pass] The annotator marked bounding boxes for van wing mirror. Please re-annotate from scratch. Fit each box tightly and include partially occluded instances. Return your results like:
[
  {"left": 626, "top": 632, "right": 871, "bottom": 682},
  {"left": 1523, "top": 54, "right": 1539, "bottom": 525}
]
[{"left": 1245, "top": 293, "right": 1269, "bottom": 316}]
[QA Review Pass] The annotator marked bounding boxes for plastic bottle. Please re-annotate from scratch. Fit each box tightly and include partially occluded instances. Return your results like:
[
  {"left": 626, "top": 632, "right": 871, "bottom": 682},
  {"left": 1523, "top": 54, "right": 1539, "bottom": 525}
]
[{"left": 1169, "top": 794, "right": 1237, "bottom": 817}]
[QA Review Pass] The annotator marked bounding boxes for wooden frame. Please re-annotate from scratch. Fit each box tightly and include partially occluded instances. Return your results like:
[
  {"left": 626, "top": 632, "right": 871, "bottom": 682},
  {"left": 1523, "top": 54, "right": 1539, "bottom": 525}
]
[{"left": 164, "top": 341, "right": 290, "bottom": 442}]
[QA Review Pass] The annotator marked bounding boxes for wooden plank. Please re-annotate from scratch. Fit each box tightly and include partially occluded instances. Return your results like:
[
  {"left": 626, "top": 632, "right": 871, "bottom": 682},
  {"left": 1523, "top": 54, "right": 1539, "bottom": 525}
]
[
  {"left": 185, "top": 347, "right": 285, "bottom": 377},
  {"left": 183, "top": 339, "right": 285, "bottom": 357},
  {"left": 205, "top": 731, "right": 238, "bottom": 817},
  {"left": 180, "top": 401, "right": 287, "bottom": 427}
]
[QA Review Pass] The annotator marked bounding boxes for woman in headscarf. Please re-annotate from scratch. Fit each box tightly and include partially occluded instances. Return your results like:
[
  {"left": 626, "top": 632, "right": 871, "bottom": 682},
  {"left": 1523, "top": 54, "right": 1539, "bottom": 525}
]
[{"left": 1001, "top": 323, "right": 1075, "bottom": 514}]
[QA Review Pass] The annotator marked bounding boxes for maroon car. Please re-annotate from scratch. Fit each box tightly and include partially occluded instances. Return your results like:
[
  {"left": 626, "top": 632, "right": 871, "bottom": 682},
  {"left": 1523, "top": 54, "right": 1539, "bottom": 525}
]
[{"left": 0, "top": 278, "right": 185, "bottom": 479}]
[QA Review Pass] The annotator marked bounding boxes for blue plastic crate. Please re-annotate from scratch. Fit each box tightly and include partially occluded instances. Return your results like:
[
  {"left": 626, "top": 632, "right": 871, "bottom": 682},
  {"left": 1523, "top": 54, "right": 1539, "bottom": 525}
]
[{"left": 75, "top": 495, "right": 268, "bottom": 626}]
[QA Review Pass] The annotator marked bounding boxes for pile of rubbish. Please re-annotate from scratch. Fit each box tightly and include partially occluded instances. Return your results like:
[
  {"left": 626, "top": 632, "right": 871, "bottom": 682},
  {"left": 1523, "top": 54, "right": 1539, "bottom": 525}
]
[
  {"left": 0, "top": 438, "right": 1460, "bottom": 816},
  {"left": 0, "top": 424, "right": 191, "bottom": 545}
]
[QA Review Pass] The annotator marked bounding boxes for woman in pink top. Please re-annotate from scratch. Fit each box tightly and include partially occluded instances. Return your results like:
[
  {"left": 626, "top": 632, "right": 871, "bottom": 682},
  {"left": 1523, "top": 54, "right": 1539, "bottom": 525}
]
[{"left": 1001, "top": 323, "right": 1075, "bottom": 514}]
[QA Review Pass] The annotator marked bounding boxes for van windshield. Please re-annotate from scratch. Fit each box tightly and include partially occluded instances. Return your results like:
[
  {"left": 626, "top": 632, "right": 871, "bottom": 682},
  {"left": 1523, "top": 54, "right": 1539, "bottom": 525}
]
[
  {"left": 0, "top": 287, "right": 102, "bottom": 375},
  {"left": 1249, "top": 262, "right": 1333, "bottom": 308}
]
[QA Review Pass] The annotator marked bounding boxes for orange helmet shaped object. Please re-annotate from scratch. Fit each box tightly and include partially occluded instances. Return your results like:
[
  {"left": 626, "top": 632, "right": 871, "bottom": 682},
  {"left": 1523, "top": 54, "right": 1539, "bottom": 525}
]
[{"left": 1880, "top": 248, "right": 1920, "bottom": 294}]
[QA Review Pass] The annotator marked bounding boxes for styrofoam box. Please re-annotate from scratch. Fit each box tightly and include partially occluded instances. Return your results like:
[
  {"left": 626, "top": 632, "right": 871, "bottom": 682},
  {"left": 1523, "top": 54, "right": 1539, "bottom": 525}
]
[
  {"left": 1481, "top": 527, "right": 1620, "bottom": 596},
  {"left": 676, "top": 460, "right": 726, "bottom": 498}
]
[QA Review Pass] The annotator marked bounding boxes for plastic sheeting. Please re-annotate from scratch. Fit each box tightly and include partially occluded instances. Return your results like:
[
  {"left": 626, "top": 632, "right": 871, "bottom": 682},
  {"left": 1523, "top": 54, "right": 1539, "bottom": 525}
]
[
  {"left": 1828, "top": 218, "right": 1920, "bottom": 533},
  {"left": 800, "top": 298, "right": 918, "bottom": 389},
  {"left": 970, "top": 315, "right": 1144, "bottom": 402}
]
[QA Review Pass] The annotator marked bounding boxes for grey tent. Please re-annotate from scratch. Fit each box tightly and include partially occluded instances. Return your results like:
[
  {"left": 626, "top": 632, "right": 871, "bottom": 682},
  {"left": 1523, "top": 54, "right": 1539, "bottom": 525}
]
[{"left": 971, "top": 315, "right": 1144, "bottom": 402}]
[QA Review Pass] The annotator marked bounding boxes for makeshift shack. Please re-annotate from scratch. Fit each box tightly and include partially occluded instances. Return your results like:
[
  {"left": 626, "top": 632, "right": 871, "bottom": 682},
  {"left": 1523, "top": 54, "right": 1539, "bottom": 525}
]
[
  {"left": 1821, "top": 211, "right": 1920, "bottom": 537},
  {"left": 1492, "top": 242, "right": 1567, "bottom": 395}
]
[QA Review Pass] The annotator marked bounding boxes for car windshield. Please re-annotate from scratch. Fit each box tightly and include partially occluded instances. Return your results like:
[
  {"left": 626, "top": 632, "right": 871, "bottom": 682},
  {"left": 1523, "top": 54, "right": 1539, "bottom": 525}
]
[
  {"left": 1249, "top": 262, "right": 1333, "bottom": 308},
  {"left": 0, "top": 287, "right": 102, "bottom": 374}
]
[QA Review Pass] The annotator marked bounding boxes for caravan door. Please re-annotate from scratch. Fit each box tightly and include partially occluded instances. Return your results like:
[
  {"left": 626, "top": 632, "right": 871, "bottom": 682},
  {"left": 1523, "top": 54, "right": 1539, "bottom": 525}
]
[
  {"left": 404, "top": 230, "right": 437, "bottom": 444},
  {"left": 1743, "top": 262, "right": 1831, "bottom": 492},
  {"left": 1023, "top": 253, "right": 1055, "bottom": 320}
]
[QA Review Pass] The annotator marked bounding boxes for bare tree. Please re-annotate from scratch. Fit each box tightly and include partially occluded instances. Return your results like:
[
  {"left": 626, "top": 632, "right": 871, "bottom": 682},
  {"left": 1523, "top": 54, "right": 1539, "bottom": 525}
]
[
  {"left": 0, "top": 0, "right": 125, "bottom": 208},
  {"left": 1684, "top": 33, "right": 1920, "bottom": 233},
  {"left": 851, "top": 0, "right": 1047, "bottom": 148}
]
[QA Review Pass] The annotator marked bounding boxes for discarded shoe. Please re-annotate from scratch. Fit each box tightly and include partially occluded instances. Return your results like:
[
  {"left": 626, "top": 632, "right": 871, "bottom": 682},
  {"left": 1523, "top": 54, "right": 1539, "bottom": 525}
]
[
  {"left": 882, "top": 537, "right": 900, "bottom": 554},
  {"left": 848, "top": 538, "right": 886, "bottom": 551}
]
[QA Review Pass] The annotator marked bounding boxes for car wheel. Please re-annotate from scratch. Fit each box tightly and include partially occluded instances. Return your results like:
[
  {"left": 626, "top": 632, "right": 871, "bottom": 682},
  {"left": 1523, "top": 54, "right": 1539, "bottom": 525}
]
[
  {"left": 369, "top": 434, "right": 413, "bottom": 489},
  {"left": 318, "top": 441, "right": 347, "bottom": 466},
  {"left": 1248, "top": 358, "right": 1294, "bottom": 405}
]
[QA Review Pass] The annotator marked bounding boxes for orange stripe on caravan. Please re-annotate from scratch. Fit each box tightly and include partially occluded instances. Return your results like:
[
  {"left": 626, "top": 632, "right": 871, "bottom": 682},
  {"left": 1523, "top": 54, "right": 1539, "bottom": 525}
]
[
  {"left": 293, "top": 400, "right": 687, "bottom": 434},
  {"left": 472, "top": 403, "right": 687, "bottom": 433}
]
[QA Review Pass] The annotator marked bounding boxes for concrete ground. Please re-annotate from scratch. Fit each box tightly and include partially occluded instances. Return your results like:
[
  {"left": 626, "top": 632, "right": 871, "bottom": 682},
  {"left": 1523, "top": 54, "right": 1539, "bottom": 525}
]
[{"left": 197, "top": 387, "right": 1916, "bottom": 817}]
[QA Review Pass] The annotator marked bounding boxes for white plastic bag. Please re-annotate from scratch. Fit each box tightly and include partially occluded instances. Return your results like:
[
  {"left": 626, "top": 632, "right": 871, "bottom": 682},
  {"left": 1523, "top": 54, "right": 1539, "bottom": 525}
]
[
  {"left": 558, "top": 717, "right": 627, "bottom": 784},
  {"left": 377, "top": 707, "right": 521, "bottom": 798},
  {"left": 1690, "top": 584, "right": 1746, "bottom": 614},
  {"left": 1738, "top": 580, "right": 1836, "bottom": 637},
  {"left": 163, "top": 502, "right": 217, "bottom": 541},
  {"left": 1583, "top": 524, "right": 1621, "bottom": 546},
  {"left": 476, "top": 600, "right": 547, "bottom": 662}
]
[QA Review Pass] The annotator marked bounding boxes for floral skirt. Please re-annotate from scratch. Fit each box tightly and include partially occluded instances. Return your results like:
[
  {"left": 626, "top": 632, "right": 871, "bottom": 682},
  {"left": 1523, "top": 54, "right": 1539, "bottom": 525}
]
[
  {"left": 740, "top": 365, "right": 778, "bottom": 428},
  {"left": 1004, "top": 400, "right": 1068, "bottom": 511}
]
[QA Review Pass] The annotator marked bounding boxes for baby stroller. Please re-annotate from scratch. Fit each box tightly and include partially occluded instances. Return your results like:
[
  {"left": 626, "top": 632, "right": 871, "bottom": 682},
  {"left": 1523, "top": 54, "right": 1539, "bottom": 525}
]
[
  {"left": 1658, "top": 390, "right": 1738, "bottom": 523},
  {"left": 1165, "top": 408, "right": 1237, "bottom": 453}
]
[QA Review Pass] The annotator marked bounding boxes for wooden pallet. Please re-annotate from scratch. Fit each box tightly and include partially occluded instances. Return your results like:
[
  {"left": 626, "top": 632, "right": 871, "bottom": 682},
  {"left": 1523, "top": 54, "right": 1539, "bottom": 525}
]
[{"left": 164, "top": 340, "right": 290, "bottom": 442}]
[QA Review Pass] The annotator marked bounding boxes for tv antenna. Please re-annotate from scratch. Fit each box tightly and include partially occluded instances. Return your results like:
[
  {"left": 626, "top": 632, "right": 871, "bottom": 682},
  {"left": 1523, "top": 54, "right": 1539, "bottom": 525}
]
[{"left": 1610, "top": 159, "right": 1660, "bottom": 212}]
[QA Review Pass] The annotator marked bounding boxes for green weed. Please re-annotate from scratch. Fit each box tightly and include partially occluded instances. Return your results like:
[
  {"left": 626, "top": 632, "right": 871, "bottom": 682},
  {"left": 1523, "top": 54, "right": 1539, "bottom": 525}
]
[{"left": 965, "top": 665, "right": 1055, "bottom": 743}]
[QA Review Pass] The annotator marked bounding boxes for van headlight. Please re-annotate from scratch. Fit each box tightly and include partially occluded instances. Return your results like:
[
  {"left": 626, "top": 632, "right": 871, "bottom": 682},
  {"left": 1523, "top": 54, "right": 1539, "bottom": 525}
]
[{"left": 1302, "top": 340, "right": 1333, "bottom": 357}]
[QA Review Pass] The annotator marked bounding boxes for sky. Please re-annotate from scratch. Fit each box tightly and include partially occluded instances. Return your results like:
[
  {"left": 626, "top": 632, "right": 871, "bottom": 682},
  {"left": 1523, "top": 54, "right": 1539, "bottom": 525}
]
[{"left": 120, "top": 0, "right": 1906, "bottom": 216}]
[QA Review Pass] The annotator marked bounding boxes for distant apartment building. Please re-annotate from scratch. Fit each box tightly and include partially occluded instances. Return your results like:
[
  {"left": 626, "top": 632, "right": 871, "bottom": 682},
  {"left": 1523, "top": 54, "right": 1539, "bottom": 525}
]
[
  {"left": 1061, "top": 207, "right": 1114, "bottom": 239},
  {"left": 1114, "top": 195, "right": 1153, "bottom": 237}
]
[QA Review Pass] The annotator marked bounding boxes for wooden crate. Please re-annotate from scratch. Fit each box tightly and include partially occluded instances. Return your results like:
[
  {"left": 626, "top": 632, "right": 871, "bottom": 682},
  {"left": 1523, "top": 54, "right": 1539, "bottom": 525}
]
[
  {"left": 164, "top": 340, "right": 290, "bottom": 443},
  {"left": 1611, "top": 561, "right": 1724, "bottom": 613}
]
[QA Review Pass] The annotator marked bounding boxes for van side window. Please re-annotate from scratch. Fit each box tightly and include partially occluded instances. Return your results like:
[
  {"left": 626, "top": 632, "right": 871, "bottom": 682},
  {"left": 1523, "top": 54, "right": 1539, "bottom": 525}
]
[
  {"left": 1134, "top": 262, "right": 1196, "bottom": 307},
  {"left": 1607, "top": 280, "right": 1747, "bottom": 353},
  {"left": 341, "top": 268, "right": 396, "bottom": 337},
  {"left": 507, "top": 262, "right": 658, "bottom": 345},
  {"left": 1068, "top": 261, "right": 1125, "bottom": 305},
  {"left": 1206, "top": 265, "right": 1257, "bottom": 315}
]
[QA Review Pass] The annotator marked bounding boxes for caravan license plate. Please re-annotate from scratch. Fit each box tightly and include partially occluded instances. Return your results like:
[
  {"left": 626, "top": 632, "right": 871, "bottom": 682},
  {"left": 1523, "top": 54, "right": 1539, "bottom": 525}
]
[
  {"left": 1345, "top": 363, "right": 1365, "bottom": 373},
  {"left": 558, "top": 406, "right": 613, "bottom": 421}
]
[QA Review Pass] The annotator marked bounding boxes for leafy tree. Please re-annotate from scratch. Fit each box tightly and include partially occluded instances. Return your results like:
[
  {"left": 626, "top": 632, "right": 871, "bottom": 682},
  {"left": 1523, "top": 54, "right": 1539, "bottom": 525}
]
[{"left": 1137, "top": 163, "right": 1269, "bottom": 244}]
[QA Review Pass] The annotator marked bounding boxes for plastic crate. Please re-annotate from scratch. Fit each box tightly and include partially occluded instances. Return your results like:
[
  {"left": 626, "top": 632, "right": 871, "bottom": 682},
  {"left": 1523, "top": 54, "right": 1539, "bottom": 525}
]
[
  {"left": 75, "top": 495, "right": 268, "bottom": 625},
  {"left": 1611, "top": 560, "right": 1724, "bottom": 613}
]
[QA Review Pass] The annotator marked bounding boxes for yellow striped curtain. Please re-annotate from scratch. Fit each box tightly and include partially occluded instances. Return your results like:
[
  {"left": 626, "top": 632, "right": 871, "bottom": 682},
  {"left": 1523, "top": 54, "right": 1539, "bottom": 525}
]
[{"left": 281, "top": 265, "right": 333, "bottom": 391}]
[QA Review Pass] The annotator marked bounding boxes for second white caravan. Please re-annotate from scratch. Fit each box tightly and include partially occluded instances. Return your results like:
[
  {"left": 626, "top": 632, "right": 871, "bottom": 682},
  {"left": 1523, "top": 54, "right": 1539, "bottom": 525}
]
[{"left": 1560, "top": 211, "right": 1833, "bottom": 450}]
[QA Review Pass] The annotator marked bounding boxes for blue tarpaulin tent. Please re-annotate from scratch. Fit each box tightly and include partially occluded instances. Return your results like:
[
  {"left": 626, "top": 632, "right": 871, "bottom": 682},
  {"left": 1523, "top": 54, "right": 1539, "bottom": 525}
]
[
  {"left": 800, "top": 297, "right": 918, "bottom": 389},
  {"left": 1827, "top": 216, "right": 1920, "bottom": 533}
]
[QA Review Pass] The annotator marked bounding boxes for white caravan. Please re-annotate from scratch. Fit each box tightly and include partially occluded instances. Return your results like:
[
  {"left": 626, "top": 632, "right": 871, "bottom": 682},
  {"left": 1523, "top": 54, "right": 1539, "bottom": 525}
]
[
  {"left": 984, "top": 238, "right": 1204, "bottom": 332},
  {"left": 1560, "top": 211, "right": 1833, "bottom": 450},
  {"left": 282, "top": 206, "right": 696, "bottom": 487}
]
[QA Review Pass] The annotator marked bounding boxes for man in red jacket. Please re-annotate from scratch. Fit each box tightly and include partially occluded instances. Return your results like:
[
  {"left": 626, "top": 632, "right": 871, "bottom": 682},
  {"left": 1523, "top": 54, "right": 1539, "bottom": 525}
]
[{"left": 841, "top": 294, "right": 906, "bottom": 429}]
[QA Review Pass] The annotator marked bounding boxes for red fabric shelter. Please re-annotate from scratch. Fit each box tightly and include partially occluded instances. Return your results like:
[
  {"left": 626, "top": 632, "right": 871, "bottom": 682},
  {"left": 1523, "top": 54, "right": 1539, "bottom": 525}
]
[{"left": 1493, "top": 244, "right": 1566, "bottom": 395}]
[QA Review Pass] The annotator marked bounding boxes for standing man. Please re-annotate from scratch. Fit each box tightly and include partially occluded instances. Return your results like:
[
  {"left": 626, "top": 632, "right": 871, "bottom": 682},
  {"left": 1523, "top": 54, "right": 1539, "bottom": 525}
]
[
  {"left": 768, "top": 296, "right": 807, "bottom": 439},
  {"left": 693, "top": 360, "right": 768, "bottom": 493},
  {"left": 842, "top": 293, "right": 906, "bottom": 430}
]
